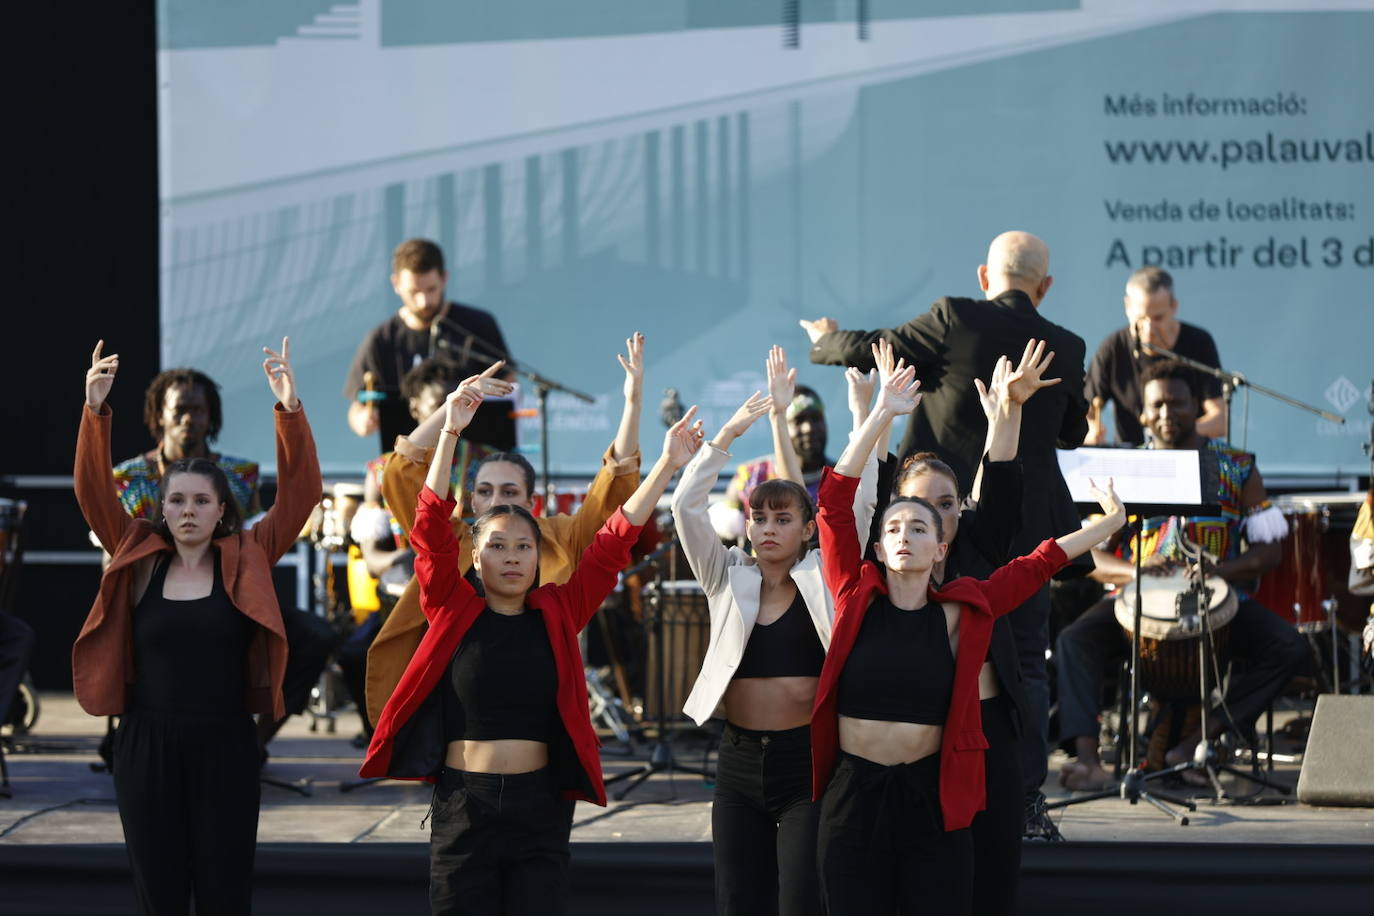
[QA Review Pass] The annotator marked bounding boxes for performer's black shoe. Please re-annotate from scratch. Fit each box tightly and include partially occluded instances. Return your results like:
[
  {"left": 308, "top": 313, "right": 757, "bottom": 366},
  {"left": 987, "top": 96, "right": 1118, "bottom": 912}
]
[{"left": 1023, "top": 790, "right": 1065, "bottom": 842}]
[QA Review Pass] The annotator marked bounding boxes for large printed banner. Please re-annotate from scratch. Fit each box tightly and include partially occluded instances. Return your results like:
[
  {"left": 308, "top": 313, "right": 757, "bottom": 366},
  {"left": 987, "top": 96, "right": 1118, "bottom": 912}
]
[{"left": 157, "top": 1, "right": 1373, "bottom": 477}]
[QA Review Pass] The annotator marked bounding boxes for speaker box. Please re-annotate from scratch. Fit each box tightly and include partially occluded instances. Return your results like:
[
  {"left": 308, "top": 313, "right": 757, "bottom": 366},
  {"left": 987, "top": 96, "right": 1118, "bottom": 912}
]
[{"left": 1297, "top": 694, "right": 1374, "bottom": 806}]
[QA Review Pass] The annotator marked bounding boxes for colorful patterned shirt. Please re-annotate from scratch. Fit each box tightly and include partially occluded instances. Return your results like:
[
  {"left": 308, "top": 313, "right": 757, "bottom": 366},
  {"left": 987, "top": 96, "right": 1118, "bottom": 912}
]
[
  {"left": 1125, "top": 439, "right": 1256, "bottom": 565},
  {"left": 112, "top": 452, "right": 260, "bottom": 521}
]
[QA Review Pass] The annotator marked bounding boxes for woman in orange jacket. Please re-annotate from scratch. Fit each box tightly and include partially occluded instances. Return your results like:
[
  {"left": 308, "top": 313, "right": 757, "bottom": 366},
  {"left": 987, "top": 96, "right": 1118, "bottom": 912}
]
[{"left": 74, "top": 338, "right": 321, "bottom": 915}]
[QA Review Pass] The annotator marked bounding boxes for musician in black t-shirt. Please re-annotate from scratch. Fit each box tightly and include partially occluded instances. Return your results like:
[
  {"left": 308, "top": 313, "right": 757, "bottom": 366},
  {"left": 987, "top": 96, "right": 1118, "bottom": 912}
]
[
  {"left": 344, "top": 239, "right": 515, "bottom": 453},
  {"left": 1085, "top": 266, "right": 1227, "bottom": 446}
]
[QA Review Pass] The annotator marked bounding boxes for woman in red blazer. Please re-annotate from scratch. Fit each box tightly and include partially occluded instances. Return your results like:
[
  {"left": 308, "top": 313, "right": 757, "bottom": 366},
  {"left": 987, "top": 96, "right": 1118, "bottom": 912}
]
[
  {"left": 811, "top": 366, "right": 1124, "bottom": 915},
  {"left": 75, "top": 338, "right": 321, "bottom": 915},
  {"left": 361, "top": 357, "right": 705, "bottom": 916}
]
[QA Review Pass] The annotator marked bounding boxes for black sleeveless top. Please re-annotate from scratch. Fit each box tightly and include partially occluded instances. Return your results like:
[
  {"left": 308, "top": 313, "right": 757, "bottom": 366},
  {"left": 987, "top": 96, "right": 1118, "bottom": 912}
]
[
  {"left": 734, "top": 589, "right": 825, "bottom": 679},
  {"left": 443, "top": 607, "right": 559, "bottom": 742},
  {"left": 130, "top": 554, "right": 253, "bottom": 715},
  {"left": 836, "top": 594, "right": 953, "bottom": 725}
]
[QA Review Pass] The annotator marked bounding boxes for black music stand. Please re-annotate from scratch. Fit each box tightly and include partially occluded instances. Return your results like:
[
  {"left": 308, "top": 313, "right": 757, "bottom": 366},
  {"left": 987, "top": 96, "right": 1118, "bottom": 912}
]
[
  {"left": 602, "top": 538, "right": 712, "bottom": 801},
  {"left": 1048, "top": 447, "right": 1221, "bottom": 825},
  {"left": 1133, "top": 545, "right": 1290, "bottom": 802}
]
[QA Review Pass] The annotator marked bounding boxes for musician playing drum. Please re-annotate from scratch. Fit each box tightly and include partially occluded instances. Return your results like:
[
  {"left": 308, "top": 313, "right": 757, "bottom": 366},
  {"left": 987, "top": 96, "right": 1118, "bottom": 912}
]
[{"left": 1056, "top": 360, "right": 1308, "bottom": 792}]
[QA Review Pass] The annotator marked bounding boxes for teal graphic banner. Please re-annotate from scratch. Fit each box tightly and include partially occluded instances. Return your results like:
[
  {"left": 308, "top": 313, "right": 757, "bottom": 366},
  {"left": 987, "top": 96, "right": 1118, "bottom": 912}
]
[{"left": 156, "top": 1, "right": 1373, "bottom": 479}]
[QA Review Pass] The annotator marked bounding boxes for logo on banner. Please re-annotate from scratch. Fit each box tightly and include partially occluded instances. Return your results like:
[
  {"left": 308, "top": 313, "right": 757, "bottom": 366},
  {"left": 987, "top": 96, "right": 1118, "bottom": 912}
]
[{"left": 1325, "top": 376, "right": 1360, "bottom": 414}]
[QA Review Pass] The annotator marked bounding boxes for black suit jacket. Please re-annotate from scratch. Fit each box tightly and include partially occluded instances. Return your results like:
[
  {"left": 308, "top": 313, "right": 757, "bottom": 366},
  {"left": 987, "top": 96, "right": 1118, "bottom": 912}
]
[{"left": 810, "top": 289, "right": 1089, "bottom": 549}]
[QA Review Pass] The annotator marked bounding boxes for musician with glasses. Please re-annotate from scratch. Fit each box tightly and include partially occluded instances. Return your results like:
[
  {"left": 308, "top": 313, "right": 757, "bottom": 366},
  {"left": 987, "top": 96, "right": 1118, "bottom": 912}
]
[{"left": 1056, "top": 360, "right": 1308, "bottom": 791}]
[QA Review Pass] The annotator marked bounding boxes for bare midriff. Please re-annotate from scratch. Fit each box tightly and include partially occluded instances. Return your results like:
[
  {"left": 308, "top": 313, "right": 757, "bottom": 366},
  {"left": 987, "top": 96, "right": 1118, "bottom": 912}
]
[
  {"left": 978, "top": 661, "right": 1000, "bottom": 700},
  {"left": 445, "top": 739, "right": 549, "bottom": 774},
  {"left": 839, "top": 716, "right": 943, "bottom": 766},
  {"left": 724, "top": 676, "right": 819, "bottom": 731}
]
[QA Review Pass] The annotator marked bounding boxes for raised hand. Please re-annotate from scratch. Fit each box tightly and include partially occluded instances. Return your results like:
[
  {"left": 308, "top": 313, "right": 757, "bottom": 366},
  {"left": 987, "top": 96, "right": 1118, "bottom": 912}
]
[
  {"left": 846, "top": 367, "right": 877, "bottom": 418},
  {"left": 766, "top": 345, "right": 796, "bottom": 414},
  {"left": 444, "top": 375, "right": 486, "bottom": 434},
  {"left": 799, "top": 316, "right": 837, "bottom": 345},
  {"left": 870, "top": 337, "right": 906, "bottom": 387},
  {"left": 719, "top": 391, "right": 774, "bottom": 441},
  {"left": 262, "top": 337, "right": 299, "bottom": 410},
  {"left": 1004, "top": 338, "right": 1061, "bottom": 405},
  {"left": 85, "top": 340, "right": 119, "bottom": 409},
  {"left": 1087, "top": 477, "right": 1125, "bottom": 520},
  {"left": 874, "top": 365, "right": 922, "bottom": 417},
  {"left": 618, "top": 333, "right": 645, "bottom": 402},
  {"left": 473, "top": 360, "right": 514, "bottom": 398},
  {"left": 663, "top": 405, "right": 706, "bottom": 470},
  {"left": 974, "top": 355, "right": 1013, "bottom": 422}
]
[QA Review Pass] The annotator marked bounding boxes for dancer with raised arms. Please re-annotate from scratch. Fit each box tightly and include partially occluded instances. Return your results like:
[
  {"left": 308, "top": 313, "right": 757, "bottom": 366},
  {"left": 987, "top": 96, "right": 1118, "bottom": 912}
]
[
  {"left": 672, "top": 346, "right": 878, "bottom": 916},
  {"left": 74, "top": 338, "right": 321, "bottom": 914},
  {"left": 360, "top": 346, "right": 705, "bottom": 915},
  {"left": 811, "top": 366, "right": 1126, "bottom": 915}
]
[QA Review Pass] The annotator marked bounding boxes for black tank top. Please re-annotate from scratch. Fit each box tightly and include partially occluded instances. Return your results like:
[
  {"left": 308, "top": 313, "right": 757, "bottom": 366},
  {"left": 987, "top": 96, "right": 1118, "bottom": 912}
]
[
  {"left": 130, "top": 554, "right": 253, "bottom": 715},
  {"left": 836, "top": 594, "right": 953, "bottom": 725},
  {"left": 734, "top": 589, "right": 825, "bottom": 679},
  {"left": 443, "top": 608, "right": 559, "bottom": 742}
]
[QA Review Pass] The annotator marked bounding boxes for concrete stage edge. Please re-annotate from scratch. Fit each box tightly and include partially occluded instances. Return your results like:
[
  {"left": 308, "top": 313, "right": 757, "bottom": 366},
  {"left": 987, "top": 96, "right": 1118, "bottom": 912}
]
[{"left": 1, "top": 841, "right": 1370, "bottom": 915}]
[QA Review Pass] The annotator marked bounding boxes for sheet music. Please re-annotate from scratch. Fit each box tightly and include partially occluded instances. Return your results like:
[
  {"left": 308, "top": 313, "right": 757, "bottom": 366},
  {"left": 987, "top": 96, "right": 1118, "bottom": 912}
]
[{"left": 1057, "top": 448, "right": 1202, "bottom": 507}]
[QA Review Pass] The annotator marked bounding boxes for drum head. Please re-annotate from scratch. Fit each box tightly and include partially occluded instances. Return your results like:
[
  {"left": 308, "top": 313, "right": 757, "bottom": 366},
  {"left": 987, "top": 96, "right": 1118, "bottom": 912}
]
[{"left": 1115, "top": 572, "right": 1238, "bottom": 640}]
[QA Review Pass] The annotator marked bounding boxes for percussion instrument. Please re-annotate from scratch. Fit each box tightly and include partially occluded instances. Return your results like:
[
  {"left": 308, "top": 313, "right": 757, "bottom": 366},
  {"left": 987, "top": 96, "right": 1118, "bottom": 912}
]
[
  {"left": 300, "top": 482, "right": 366, "bottom": 549},
  {"left": 1115, "top": 569, "right": 1237, "bottom": 700},
  {"left": 644, "top": 581, "right": 711, "bottom": 722},
  {"left": 1256, "top": 493, "right": 1368, "bottom": 632},
  {"left": 346, "top": 545, "right": 381, "bottom": 622}
]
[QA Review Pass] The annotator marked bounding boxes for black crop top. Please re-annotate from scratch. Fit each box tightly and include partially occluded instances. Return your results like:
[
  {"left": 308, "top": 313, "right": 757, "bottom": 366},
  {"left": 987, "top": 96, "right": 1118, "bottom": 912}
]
[
  {"left": 734, "top": 590, "right": 825, "bottom": 679},
  {"left": 836, "top": 594, "right": 952, "bottom": 725},
  {"left": 130, "top": 554, "right": 253, "bottom": 716},
  {"left": 443, "top": 607, "right": 559, "bottom": 743}
]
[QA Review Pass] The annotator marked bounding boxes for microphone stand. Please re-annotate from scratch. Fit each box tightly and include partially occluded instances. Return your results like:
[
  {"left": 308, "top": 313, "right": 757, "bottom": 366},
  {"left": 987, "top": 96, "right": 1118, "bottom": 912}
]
[
  {"left": 429, "top": 310, "right": 595, "bottom": 516},
  {"left": 1139, "top": 341, "right": 1345, "bottom": 447}
]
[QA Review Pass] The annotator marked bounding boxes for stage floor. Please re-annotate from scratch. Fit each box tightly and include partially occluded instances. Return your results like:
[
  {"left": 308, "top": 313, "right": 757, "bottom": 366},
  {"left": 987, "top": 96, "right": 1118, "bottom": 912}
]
[
  {"left": 4, "top": 695, "right": 1372, "bottom": 915},
  {"left": 4, "top": 694, "right": 1371, "bottom": 847}
]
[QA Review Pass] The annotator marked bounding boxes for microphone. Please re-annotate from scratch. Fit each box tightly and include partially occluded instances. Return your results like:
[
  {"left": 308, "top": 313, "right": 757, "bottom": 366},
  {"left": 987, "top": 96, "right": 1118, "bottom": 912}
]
[{"left": 1129, "top": 321, "right": 1142, "bottom": 360}]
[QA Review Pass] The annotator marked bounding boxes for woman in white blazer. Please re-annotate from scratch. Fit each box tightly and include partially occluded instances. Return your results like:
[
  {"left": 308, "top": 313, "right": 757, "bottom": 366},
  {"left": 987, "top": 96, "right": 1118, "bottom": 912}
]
[{"left": 672, "top": 347, "right": 879, "bottom": 916}]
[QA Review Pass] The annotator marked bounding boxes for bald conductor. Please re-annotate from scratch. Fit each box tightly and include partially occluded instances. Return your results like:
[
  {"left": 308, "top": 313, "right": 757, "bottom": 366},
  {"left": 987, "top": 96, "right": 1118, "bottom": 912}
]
[{"left": 802, "top": 231, "right": 1089, "bottom": 835}]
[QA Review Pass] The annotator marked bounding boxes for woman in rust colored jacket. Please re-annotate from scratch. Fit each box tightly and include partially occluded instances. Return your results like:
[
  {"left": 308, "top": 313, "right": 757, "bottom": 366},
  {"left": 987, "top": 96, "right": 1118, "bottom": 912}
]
[{"left": 75, "top": 339, "right": 321, "bottom": 915}]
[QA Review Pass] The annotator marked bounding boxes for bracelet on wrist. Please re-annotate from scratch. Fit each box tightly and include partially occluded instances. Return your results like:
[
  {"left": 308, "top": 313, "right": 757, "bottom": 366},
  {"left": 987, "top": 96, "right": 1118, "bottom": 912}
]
[{"left": 442, "top": 427, "right": 462, "bottom": 438}]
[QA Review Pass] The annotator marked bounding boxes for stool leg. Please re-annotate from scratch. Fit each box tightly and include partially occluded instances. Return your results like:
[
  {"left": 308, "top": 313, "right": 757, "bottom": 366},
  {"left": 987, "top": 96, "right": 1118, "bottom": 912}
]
[{"left": 1265, "top": 703, "right": 1275, "bottom": 775}]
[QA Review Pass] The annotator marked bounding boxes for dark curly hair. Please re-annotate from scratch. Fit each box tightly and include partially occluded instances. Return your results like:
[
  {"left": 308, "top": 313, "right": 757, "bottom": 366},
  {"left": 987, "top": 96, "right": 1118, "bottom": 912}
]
[
  {"left": 143, "top": 368, "right": 222, "bottom": 443},
  {"left": 1139, "top": 359, "right": 1202, "bottom": 406},
  {"left": 401, "top": 358, "right": 460, "bottom": 403},
  {"left": 155, "top": 458, "right": 243, "bottom": 542}
]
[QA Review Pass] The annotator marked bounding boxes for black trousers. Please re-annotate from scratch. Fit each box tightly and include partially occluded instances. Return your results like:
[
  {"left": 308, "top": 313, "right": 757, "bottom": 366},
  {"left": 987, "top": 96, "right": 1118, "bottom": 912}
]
[
  {"left": 818, "top": 752, "right": 973, "bottom": 916},
  {"left": 112, "top": 711, "right": 260, "bottom": 915},
  {"left": 1057, "top": 595, "right": 1309, "bottom": 747},
  {"left": 337, "top": 611, "right": 381, "bottom": 735},
  {"left": 429, "top": 765, "right": 575, "bottom": 916},
  {"left": 971, "top": 696, "right": 1023, "bottom": 916},
  {"left": 279, "top": 606, "right": 337, "bottom": 717},
  {"left": 712, "top": 723, "right": 821, "bottom": 916},
  {"left": 1006, "top": 584, "right": 1051, "bottom": 798}
]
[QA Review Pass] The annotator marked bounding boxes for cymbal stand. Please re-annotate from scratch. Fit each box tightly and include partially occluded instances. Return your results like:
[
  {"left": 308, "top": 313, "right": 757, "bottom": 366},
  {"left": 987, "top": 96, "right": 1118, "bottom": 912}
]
[{"left": 1046, "top": 512, "right": 1197, "bottom": 825}]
